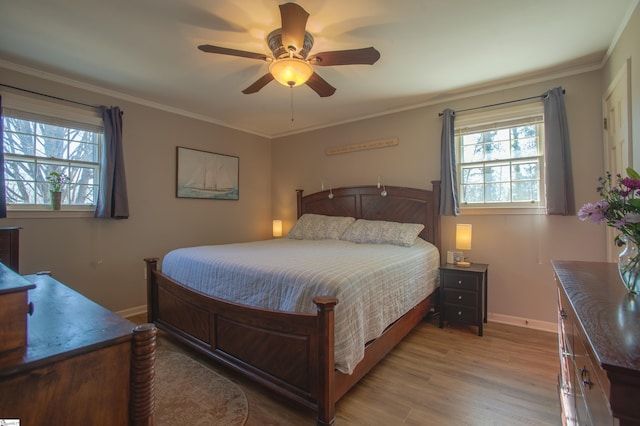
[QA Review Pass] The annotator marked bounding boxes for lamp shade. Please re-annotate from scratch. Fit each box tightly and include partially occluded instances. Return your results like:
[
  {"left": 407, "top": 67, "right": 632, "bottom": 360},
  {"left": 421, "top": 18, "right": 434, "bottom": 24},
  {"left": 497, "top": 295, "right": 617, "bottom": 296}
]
[
  {"left": 272, "top": 219, "right": 283, "bottom": 238},
  {"left": 456, "top": 224, "right": 472, "bottom": 250},
  {"left": 269, "top": 58, "right": 314, "bottom": 87}
]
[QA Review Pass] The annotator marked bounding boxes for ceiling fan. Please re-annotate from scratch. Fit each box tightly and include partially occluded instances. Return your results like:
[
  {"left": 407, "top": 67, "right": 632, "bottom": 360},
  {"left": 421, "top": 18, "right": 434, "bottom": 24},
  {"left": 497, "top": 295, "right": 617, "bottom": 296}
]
[{"left": 197, "top": 2, "right": 381, "bottom": 97}]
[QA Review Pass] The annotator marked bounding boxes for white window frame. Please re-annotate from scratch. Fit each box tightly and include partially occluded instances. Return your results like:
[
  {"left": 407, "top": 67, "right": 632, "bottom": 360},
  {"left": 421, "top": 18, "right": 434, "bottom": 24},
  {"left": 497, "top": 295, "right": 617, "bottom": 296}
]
[
  {"left": 1, "top": 92, "right": 103, "bottom": 217},
  {"left": 455, "top": 103, "right": 546, "bottom": 215}
]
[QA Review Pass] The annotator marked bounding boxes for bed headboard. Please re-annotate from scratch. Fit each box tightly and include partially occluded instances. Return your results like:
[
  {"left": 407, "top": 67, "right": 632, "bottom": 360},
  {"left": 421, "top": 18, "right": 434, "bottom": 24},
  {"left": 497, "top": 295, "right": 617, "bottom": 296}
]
[{"left": 296, "top": 181, "right": 441, "bottom": 251}]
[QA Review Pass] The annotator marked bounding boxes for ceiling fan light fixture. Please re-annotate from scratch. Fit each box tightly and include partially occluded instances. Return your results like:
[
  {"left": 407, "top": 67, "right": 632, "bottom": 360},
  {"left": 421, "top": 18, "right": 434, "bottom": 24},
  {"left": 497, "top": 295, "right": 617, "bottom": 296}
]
[{"left": 269, "top": 57, "right": 313, "bottom": 87}]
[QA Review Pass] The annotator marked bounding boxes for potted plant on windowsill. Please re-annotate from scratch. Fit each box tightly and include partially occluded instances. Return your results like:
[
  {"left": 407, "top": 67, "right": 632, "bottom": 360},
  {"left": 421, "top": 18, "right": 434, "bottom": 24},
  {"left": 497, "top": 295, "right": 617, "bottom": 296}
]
[{"left": 47, "top": 171, "right": 68, "bottom": 210}]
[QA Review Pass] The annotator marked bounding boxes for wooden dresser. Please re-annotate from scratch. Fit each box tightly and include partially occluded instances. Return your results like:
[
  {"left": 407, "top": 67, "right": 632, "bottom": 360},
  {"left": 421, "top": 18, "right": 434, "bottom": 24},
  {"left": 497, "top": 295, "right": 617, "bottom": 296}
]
[
  {"left": 0, "top": 267, "right": 156, "bottom": 426},
  {"left": 552, "top": 260, "right": 640, "bottom": 426},
  {"left": 0, "top": 226, "right": 20, "bottom": 272}
]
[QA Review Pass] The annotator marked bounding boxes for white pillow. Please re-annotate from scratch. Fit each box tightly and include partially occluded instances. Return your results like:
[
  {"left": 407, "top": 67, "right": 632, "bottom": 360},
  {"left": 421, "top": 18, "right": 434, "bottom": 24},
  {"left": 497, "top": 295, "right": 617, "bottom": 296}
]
[
  {"left": 287, "top": 214, "right": 356, "bottom": 240},
  {"left": 340, "top": 219, "right": 425, "bottom": 247}
]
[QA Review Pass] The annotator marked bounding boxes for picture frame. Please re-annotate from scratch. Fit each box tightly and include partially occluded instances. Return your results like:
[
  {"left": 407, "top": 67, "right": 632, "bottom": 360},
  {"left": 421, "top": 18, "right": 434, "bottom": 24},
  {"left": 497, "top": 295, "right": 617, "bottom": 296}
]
[{"left": 176, "top": 146, "right": 239, "bottom": 200}]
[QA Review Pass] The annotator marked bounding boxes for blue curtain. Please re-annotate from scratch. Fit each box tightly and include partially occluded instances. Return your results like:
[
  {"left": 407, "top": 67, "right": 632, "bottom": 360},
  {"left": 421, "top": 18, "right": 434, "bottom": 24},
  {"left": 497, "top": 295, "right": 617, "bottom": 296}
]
[
  {"left": 95, "top": 106, "right": 129, "bottom": 219},
  {"left": 439, "top": 108, "right": 459, "bottom": 216},
  {"left": 0, "top": 95, "right": 6, "bottom": 218},
  {"left": 543, "top": 87, "right": 575, "bottom": 215}
]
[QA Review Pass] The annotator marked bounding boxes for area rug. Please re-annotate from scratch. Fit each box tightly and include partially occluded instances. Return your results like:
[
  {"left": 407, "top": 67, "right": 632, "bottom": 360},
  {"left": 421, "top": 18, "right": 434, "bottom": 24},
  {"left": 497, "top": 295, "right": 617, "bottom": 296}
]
[{"left": 155, "top": 349, "right": 249, "bottom": 425}]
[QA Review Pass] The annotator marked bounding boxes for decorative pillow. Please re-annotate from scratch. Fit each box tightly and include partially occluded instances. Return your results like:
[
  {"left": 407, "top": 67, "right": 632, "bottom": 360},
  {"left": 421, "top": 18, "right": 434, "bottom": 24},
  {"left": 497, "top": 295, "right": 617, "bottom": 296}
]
[
  {"left": 340, "top": 219, "right": 425, "bottom": 247},
  {"left": 287, "top": 214, "right": 356, "bottom": 240}
]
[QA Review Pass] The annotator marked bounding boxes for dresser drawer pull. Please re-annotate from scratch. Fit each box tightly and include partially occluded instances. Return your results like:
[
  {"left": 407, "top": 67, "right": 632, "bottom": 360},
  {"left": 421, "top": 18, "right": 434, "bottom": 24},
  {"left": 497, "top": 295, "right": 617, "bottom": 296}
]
[
  {"left": 457, "top": 295, "right": 463, "bottom": 300},
  {"left": 458, "top": 280, "right": 463, "bottom": 285},
  {"left": 457, "top": 311, "right": 462, "bottom": 316},
  {"left": 580, "top": 366, "right": 594, "bottom": 389},
  {"left": 28, "top": 301, "right": 35, "bottom": 316}
]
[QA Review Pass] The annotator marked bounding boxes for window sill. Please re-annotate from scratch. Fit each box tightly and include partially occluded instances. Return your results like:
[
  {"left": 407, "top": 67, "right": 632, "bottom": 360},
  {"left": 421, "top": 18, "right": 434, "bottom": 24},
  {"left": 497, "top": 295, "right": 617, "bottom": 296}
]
[
  {"left": 461, "top": 206, "right": 546, "bottom": 215},
  {"left": 7, "top": 209, "right": 96, "bottom": 219}
]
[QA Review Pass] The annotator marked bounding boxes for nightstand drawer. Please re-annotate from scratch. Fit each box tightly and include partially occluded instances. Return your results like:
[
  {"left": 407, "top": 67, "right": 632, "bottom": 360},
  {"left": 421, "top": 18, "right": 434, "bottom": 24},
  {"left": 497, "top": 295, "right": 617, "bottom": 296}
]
[
  {"left": 443, "top": 305, "right": 477, "bottom": 323},
  {"left": 442, "top": 273, "right": 478, "bottom": 292},
  {"left": 443, "top": 289, "right": 476, "bottom": 307}
]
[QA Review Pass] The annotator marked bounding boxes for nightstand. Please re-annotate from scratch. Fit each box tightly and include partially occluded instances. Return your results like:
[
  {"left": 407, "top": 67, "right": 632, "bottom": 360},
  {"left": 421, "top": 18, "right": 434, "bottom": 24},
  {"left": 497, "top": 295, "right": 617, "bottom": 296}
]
[{"left": 439, "top": 263, "right": 488, "bottom": 336}]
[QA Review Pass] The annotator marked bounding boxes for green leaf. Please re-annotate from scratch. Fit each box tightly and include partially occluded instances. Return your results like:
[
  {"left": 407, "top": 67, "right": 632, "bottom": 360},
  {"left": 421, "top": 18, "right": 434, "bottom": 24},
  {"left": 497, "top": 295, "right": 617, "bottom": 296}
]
[{"left": 627, "top": 167, "right": 640, "bottom": 180}]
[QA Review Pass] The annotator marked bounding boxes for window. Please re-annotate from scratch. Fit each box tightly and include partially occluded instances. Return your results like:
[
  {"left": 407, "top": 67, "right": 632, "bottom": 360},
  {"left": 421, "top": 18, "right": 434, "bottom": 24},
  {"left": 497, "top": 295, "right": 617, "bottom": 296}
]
[
  {"left": 456, "top": 104, "right": 544, "bottom": 209},
  {"left": 1, "top": 93, "right": 102, "bottom": 211}
]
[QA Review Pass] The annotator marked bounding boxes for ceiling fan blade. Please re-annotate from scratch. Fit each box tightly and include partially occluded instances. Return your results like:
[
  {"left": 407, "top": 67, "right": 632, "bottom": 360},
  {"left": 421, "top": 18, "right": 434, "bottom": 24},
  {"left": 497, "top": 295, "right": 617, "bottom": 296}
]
[
  {"left": 305, "top": 72, "right": 336, "bottom": 97},
  {"left": 279, "top": 3, "right": 309, "bottom": 52},
  {"left": 242, "top": 73, "right": 275, "bottom": 94},
  {"left": 309, "top": 47, "right": 381, "bottom": 66},
  {"left": 198, "top": 44, "right": 268, "bottom": 61}
]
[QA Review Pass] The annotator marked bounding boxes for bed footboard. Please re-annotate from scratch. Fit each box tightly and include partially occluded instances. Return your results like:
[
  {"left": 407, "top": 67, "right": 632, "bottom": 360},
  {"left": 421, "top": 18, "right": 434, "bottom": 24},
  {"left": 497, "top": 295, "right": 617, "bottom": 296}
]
[{"left": 144, "top": 258, "right": 339, "bottom": 425}]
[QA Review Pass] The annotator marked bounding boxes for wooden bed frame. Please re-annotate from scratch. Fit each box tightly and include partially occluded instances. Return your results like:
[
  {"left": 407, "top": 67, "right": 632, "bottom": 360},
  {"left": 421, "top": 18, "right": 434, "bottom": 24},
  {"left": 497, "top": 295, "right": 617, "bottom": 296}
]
[{"left": 144, "top": 181, "right": 441, "bottom": 425}]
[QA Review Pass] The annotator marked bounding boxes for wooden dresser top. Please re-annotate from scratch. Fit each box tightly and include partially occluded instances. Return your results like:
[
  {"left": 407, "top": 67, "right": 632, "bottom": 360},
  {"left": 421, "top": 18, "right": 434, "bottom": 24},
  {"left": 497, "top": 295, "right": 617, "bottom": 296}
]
[
  {"left": 0, "top": 273, "right": 134, "bottom": 376},
  {"left": 552, "top": 260, "right": 640, "bottom": 374},
  {"left": 0, "top": 263, "right": 34, "bottom": 295}
]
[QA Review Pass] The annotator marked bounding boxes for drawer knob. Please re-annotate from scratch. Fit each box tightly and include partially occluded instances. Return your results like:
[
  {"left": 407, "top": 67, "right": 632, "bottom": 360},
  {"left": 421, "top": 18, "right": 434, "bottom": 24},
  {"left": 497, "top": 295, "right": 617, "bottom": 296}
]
[
  {"left": 457, "top": 311, "right": 462, "bottom": 316},
  {"left": 580, "top": 366, "right": 594, "bottom": 389},
  {"left": 458, "top": 280, "right": 462, "bottom": 284},
  {"left": 458, "top": 295, "right": 463, "bottom": 300},
  {"left": 28, "top": 301, "right": 35, "bottom": 316}
]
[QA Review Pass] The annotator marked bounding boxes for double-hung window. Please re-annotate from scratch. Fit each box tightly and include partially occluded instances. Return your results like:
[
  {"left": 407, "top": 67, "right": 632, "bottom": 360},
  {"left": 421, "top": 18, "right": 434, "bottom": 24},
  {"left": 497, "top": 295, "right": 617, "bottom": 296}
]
[
  {"left": 2, "top": 93, "right": 102, "bottom": 211},
  {"left": 456, "top": 103, "right": 545, "bottom": 210}
]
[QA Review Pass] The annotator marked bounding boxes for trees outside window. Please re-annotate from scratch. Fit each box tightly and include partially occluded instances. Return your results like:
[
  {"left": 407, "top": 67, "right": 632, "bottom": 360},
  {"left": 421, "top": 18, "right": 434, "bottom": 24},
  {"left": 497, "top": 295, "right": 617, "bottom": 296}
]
[
  {"left": 2, "top": 107, "right": 101, "bottom": 210},
  {"left": 456, "top": 105, "right": 544, "bottom": 209}
]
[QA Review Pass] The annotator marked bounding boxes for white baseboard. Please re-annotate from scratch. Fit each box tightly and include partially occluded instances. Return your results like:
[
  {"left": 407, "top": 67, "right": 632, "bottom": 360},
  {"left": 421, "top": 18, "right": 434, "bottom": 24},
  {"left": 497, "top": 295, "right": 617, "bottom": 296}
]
[
  {"left": 116, "top": 304, "right": 147, "bottom": 319},
  {"left": 488, "top": 312, "right": 557, "bottom": 333}
]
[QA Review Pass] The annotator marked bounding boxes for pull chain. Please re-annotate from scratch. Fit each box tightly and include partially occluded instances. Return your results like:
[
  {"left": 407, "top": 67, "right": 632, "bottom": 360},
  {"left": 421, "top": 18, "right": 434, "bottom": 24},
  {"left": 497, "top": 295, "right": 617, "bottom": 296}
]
[{"left": 290, "top": 86, "right": 295, "bottom": 122}]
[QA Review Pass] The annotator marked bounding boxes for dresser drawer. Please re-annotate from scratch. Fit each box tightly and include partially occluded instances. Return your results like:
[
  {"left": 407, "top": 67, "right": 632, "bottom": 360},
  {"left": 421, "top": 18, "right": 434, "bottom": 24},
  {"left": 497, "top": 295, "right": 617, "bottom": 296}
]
[
  {"left": 443, "top": 272, "right": 479, "bottom": 292},
  {"left": 443, "top": 289, "right": 477, "bottom": 307},
  {"left": 0, "top": 291, "right": 29, "bottom": 353},
  {"left": 443, "top": 305, "right": 477, "bottom": 323},
  {"left": 573, "top": 325, "right": 612, "bottom": 425}
]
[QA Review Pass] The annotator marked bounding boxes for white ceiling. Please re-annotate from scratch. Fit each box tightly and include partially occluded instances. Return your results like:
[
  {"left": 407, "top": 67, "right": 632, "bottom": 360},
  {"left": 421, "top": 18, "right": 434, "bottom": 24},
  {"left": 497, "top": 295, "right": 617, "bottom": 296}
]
[{"left": 0, "top": 0, "right": 637, "bottom": 138}]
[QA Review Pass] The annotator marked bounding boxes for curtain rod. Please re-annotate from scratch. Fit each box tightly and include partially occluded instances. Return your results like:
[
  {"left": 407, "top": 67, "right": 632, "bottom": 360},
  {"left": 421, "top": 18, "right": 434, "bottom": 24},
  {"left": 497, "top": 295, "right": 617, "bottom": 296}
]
[
  {"left": 0, "top": 82, "right": 101, "bottom": 111},
  {"left": 438, "top": 89, "right": 565, "bottom": 117}
]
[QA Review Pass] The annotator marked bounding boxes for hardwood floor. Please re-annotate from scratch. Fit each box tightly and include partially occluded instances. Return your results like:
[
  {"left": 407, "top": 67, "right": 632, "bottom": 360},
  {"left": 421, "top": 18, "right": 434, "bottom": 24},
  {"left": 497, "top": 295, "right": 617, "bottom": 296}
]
[{"left": 129, "top": 314, "right": 561, "bottom": 425}]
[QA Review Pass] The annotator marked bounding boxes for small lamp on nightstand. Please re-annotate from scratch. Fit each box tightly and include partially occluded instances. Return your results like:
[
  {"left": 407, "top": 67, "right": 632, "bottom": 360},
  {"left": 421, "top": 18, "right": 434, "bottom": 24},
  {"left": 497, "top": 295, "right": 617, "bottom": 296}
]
[
  {"left": 272, "top": 220, "right": 283, "bottom": 238},
  {"left": 455, "top": 224, "right": 472, "bottom": 267}
]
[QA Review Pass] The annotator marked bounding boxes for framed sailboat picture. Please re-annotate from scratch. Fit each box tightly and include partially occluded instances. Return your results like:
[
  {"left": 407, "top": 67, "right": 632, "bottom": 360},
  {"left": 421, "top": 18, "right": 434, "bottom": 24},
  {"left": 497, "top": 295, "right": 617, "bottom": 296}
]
[{"left": 176, "top": 147, "right": 239, "bottom": 200}]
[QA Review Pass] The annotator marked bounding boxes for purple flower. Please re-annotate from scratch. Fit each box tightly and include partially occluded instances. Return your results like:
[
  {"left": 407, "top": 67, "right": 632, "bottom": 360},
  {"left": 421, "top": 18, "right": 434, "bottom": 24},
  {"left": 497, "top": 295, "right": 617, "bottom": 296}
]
[
  {"left": 622, "top": 177, "right": 640, "bottom": 190},
  {"left": 578, "top": 201, "right": 608, "bottom": 224},
  {"left": 581, "top": 169, "right": 640, "bottom": 247},
  {"left": 614, "top": 213, "right": 640, "bottom": 228}
]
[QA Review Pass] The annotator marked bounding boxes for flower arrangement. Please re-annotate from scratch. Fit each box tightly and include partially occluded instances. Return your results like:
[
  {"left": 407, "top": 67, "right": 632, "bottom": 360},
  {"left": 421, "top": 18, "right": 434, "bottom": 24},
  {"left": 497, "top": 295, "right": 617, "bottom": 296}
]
[
  {"left": 579, "top": 167, "right": 640, "bottom": 293},
  {"left": 47, "top": 171, "right": 68, "bottom": 193}
]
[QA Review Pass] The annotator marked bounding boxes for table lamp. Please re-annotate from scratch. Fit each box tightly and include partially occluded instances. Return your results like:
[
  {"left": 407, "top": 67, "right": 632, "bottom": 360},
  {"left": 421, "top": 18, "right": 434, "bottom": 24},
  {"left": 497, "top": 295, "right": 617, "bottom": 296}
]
[
  {"left": 272, "top": 220, "right": 283, "bottom": 238},
  {"left": 455, "top": 224, "right": 472, "bottom": 267}
]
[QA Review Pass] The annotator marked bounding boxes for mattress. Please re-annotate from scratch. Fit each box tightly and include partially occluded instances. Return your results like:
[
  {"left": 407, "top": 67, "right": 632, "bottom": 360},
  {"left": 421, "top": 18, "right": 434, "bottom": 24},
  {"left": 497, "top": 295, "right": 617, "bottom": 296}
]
[{"left": 161, "top": 238, "right": 440, "bottom": 373}]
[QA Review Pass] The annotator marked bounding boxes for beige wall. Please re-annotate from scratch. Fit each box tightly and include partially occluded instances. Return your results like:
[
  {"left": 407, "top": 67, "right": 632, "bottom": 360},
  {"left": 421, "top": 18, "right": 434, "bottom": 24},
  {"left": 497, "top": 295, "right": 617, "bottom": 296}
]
[
  {"left": 0, "top": 66, "right": 272, "bottom": 312},
  {"left": 272, "top": 70, "right": 607, "bottom": 326}
]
